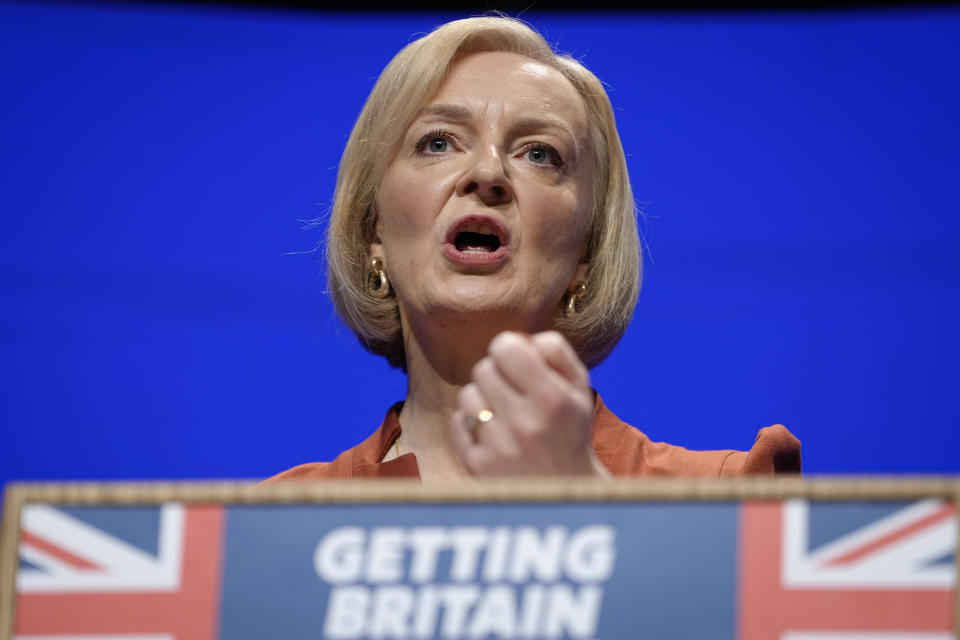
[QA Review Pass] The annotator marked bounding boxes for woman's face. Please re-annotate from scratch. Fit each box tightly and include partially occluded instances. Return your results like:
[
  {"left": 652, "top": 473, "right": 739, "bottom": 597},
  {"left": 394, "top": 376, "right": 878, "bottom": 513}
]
[{"left": 374, "top": 51, "right": 595, "bottom": 333}]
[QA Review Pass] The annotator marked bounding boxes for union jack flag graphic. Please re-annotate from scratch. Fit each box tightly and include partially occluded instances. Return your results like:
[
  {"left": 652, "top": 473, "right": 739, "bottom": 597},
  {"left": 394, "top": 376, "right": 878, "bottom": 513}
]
[
  {"left": 9, "top": 497, "right": 956, "bottom": 639},
  {"left": 15, "top": 503, "right": 223, "bottom": 640},
  {"left": 739, "top": 499, "right": 957, "bottom": 640}
]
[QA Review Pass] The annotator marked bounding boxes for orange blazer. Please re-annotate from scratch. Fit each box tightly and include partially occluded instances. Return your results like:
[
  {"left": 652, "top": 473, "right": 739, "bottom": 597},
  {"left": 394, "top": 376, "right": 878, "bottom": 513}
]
[{"left": 266, "top": 394, "right": 801, "bottom": 481}]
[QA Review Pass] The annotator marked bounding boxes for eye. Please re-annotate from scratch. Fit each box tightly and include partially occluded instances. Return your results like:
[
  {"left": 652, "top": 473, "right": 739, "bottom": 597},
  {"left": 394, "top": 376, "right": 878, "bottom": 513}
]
[
  {"left": 415, "top": 130, "right": 456, "bottom": 155},
  {"left": 522, "top": 143, "right": 564, "bottom": 168}
]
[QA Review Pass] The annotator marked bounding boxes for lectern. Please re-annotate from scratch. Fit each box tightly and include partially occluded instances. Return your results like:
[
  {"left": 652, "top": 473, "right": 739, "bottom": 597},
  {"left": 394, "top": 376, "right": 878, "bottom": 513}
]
[{"left": 2, "top": 478, "right": 957, "bottom": 638}]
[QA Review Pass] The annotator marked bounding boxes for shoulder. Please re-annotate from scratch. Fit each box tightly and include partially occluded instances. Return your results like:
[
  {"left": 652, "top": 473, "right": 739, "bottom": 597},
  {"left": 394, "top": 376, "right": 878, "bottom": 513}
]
[
  {"left": 262, "top": 448, "right": 356, "bottom": 482},
  {"left": 591, "top": 395, "right": 801, "bottom": 477},
  {"left": 717, "top": 423, "right": 802, "bottom": 476},
  {"left": 262, "top": 402, "right": 406, "bottom": 482}
]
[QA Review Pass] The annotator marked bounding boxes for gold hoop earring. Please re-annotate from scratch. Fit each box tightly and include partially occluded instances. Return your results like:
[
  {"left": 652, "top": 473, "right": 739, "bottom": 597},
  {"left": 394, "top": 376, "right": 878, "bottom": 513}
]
[
  {"left": 565, "top": 282, "right": 587, "bottom": 317},
  {"left": 368, "top": 257, "right": 390, "bottom": 299}
]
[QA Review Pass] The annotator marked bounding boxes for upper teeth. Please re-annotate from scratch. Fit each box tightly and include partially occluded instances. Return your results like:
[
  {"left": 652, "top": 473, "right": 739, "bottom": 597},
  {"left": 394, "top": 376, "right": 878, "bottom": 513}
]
[{"left": 462, "top": 223, "right": 496, "bottom": 236}]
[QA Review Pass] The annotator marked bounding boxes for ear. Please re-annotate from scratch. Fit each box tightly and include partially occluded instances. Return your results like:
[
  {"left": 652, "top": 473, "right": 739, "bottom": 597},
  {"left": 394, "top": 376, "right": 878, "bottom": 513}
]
[
  {"left": 569, "top": 228, "right": 592, "bottom": 290},
  {"left": 368, "top": 216, "right": 385, "bottom": 262},
  {"left": 569, "top": 261, "right": 589, "bottom": 291},
  {"left": 369, "top": 240, "right": 384, "bottom": 263}
]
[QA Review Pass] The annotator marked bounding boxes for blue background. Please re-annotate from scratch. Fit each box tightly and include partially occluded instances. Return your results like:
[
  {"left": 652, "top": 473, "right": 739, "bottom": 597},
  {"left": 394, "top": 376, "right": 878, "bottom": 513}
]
[{"left": 2, "top": 1, "right": 958, "bottom": 485}]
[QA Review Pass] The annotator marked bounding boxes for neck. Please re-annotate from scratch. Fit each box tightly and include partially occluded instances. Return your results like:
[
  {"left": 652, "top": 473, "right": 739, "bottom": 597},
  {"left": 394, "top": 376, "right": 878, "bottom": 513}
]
[{"left": 395, "top": 308, "right": 549, "bottom": 479}]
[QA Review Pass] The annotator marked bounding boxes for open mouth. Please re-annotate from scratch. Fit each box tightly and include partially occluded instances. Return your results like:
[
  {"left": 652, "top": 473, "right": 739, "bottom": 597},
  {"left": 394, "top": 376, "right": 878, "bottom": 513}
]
[
  {"left": 454, "top": 226, "right": 502, "bottom": 253},
  {"left": 444, "top": 215, "right": 510, "bottom": 266}
]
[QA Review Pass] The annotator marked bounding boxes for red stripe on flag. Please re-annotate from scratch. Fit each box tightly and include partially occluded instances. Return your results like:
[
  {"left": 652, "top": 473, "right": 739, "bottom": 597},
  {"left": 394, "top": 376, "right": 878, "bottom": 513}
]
[
  {"left": 737, "top": 502, "right": 953, "bottom": 640},
  {"left": 824, "top": 502, "right": 956, "bottom": 567},
  {"left": 15, "top": 504, "right": 224, "bottom": 640},
  {"left": 20, "top": 531, "right": 102, "bottom": 570}
]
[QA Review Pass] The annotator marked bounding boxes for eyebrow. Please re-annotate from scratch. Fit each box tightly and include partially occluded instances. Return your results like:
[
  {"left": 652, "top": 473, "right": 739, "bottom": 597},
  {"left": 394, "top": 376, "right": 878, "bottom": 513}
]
[
  {"left": 511, "top": 116, "right": 576, "bottom": 140},
  {"left": 416, "top": 105, "right": 577, "bottom": 138},
  {"left": 415, "top": 103, "right": 473, "bottom": 122}
]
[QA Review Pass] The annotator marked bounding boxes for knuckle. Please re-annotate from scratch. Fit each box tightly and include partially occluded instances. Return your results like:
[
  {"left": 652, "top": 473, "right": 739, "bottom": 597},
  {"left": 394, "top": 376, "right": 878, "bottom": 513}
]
[
  {"left": 472, "top": 358, "right": 493, "bottom": 381},
  {"left": 489, "top": 331, "right": 517, "bottom": 356},
  {"left": 512, "top": 411, "right": 548, "bottom": 441},
  {"left": 513, "top": 427, "right": 542, "bottom": 450},
  {"left": 538, "top": 330, "right": 565, "bottom": 352},
  {"left": 536, "top": 387, "right": 566, "bottom": 414},
  {"left": 544, "top": 331, "right": 566, "bottom": 348},
  {"left": 578, "top": 365, "right": 590, "bottom": 385},
  {"left": 576, "top": 394, "right": 593, "bottom": 415}
]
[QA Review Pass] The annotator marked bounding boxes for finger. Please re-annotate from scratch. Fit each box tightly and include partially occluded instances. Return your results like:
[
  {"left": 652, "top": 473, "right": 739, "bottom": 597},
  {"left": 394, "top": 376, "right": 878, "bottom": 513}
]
[
  {"left": 458, "top": 379, "right": 520, "bottom": 456},
  {"left": 457, "top": 382, "right": 489, "bottom": 422},
  {"left": 450, "top": 385, "right": 490, "bottom": 474},
  {"left": 449, "top": 408, "right": 480, "bottom": 472},
  {"left": 486, "top": 331, "right": 559, "bottom": 399},
  {"left": 471, "top": 356, "right": 525, "bottom": 421},
  {"left": 531, "top": 331, "right": 590, "bottom": 388}
]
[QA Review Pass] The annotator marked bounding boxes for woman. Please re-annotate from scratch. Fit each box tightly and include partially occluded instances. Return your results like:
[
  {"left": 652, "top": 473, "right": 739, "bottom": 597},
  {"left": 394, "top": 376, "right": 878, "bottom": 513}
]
[{"left": 270, "top": 16, "right": 800, "bottom": 481}]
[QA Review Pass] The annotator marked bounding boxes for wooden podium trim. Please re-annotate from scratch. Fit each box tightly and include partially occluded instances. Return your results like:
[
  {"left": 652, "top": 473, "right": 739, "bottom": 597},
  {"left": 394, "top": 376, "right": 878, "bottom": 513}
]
[
  {"left": 3, "top": 475, "right": 960, "bottom": 505},
  {"left": 3, "top": 476, "right": 959, "bottom": 639},
  {"left": 0, "top": 487, "right": 21, "bottom": 640}
]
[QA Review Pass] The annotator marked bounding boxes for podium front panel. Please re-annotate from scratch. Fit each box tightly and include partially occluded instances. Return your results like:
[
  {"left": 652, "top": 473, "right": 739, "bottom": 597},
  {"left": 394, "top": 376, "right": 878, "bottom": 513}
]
[{"left": 1, "top": 479, "right": 957, "bottom": 639}]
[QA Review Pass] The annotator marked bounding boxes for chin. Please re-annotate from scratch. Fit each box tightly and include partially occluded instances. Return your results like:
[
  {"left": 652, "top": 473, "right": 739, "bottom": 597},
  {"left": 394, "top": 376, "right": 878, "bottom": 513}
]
[
  {"left": 416, "top": 287, "right": 509, "bottom": 317},
  {"left": 427, "top": 296, "right": 555, "bottom": 337}
]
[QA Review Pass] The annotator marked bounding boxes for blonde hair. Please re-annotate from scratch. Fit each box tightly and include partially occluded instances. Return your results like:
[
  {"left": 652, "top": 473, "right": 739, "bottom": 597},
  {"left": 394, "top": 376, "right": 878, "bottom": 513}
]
[{"left": 326, "top": 16, "right": 640, "bottom": 369}]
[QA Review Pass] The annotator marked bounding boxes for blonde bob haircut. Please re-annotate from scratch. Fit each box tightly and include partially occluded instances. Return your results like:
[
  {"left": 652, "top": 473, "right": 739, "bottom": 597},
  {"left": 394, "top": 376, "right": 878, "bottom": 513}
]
[{"left": 326, "top": 16, "right": 641, "bottom": 369}]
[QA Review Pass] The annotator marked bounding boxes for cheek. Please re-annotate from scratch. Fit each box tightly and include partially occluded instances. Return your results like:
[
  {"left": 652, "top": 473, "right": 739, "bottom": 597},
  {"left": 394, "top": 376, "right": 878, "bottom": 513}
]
[
  {"left": 528, "top": 188, "right": 591, "bottom": 259},
  {"left": 377, "top": 166, "right": 450, "bottom": 242},
  {"left": 379, "top": 175, "right": 419, "bottom": 236}
]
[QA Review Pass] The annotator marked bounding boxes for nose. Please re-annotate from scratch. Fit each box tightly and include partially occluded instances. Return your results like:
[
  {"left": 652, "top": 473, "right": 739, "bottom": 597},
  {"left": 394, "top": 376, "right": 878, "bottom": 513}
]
[{"left": 455, "top": 144, "right": 513, "bottom": 206}]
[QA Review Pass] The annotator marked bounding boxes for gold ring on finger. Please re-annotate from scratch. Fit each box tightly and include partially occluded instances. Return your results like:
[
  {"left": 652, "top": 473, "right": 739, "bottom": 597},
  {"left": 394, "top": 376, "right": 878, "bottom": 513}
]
[{"left": 464, "top": 408, "right": 494, "bottom": 439}]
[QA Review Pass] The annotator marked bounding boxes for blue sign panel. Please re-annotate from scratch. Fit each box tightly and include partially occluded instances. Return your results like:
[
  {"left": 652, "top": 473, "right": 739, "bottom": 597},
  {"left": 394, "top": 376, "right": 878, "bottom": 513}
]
[{"left": 220, "top": 502, "right": 737, "bottom": 639}]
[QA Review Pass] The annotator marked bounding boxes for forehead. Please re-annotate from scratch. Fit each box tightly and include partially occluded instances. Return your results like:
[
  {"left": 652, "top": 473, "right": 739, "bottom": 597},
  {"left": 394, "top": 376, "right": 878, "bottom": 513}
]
[{"left": 428, "top": 51, "right": 588, "bottom": 132}]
